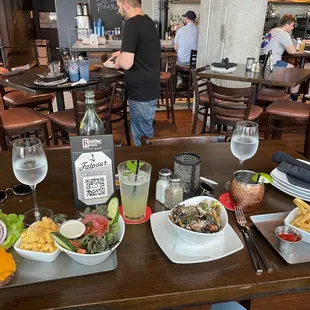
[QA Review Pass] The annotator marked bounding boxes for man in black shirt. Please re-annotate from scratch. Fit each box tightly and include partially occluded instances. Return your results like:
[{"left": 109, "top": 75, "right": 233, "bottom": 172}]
[{"left": 112, "top": 0, "right": 161, "bottom": 146}]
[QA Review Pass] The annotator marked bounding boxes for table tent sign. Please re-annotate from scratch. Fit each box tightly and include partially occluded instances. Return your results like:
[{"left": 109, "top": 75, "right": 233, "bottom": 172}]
[{"left": 70, "top": 135, "right": 115, "bottom": 209}]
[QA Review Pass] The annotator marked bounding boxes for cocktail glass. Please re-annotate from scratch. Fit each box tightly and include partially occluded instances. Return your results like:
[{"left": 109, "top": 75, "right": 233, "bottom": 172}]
[{"left": 118, "top": 160, "right": 152, "bottom": 222}]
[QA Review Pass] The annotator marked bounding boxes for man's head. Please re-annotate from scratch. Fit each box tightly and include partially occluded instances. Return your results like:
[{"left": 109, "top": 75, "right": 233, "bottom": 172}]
[
  {"left": 279, "top": 14, "right": 296, "bottom": 33},
  {"left": 182, "top": 11, "right": 196, "bottom": 24},
  {"left": 116, "top": 0, "right": 141, "bottom": 20}
]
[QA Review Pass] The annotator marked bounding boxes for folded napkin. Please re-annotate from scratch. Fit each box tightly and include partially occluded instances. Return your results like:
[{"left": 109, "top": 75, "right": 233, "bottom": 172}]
[
  {"left": 272, "top": 152, "right": 310, "bottom": 189},
  {"left": 212, "top": 57, "right": 237, "bottom": 70}
]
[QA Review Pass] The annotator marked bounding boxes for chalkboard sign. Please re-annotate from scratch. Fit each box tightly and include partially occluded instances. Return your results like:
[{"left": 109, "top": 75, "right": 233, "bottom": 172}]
[{"left": 90, "top": 0, "right": 123, "bottom": 31}]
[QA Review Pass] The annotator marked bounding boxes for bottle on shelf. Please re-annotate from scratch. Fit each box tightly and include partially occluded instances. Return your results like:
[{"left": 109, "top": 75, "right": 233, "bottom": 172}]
[
  {"left": 79, "top": 90, "right": 105, "bottom": 136},
  {"left": 77, "top": 2, "right": 83, "bottom": 16},
  {"left": 82, "top": 2, "right": 89, "bottom": 16}
]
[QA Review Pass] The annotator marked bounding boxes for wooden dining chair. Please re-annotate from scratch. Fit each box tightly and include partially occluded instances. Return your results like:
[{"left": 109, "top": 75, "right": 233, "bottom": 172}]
[
  {"left": 175, "top": 49, "right": 197, "bottom": 109},
  {"left": 141, "top": 134, "right": 226, "bottom": 146},
  {"left": 207, "top": 81, "right": 263, "bottom": 134},
  {"left": 111, "top": 81, "right": 131, "bottom": 146},
  {"left": 1, "top": 63, "right": 54, "bottom": 113},
  {"left": 264, "top": 100, "right": 310, "bottom": 159},
  {"left": 48, "top": 84, "right": 116, "bottom": 144},
  {"left": 160, "top": 53, "right": 177, "bottom": 126},
  {"left": 257, "top": 53, "right": 290, "bottom": 108},
  {"left": 191, "top": 66, "right": 211, "bottom": 134}
]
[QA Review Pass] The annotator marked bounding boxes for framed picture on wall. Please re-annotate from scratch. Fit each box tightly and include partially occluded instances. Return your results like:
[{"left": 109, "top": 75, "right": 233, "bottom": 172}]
[{"left": 171, "top": 0, "right": 200, "bottom": 3}]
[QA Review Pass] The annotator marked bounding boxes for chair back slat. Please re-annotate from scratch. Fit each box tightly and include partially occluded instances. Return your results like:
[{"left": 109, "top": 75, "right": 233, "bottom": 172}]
[
  {"left": 207, "top": 81, "right": 257, "bottom": 130},
  {"left": 72, "top": 83, "right": 116, "bottom": 134},
  {"left": 189, "top": 50, "right": 197, "bottom": 70}
]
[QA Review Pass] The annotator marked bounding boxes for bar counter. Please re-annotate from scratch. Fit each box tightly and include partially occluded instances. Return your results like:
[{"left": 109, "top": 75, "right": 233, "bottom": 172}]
[{"left": 71, "top": 39, "right": 175, "bottom": 53}]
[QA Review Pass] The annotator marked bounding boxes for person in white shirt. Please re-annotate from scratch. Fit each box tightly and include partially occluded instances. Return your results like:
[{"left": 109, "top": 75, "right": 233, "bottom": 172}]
[{"left": 261, "top": 14, "right": 301, "bottom": 100}]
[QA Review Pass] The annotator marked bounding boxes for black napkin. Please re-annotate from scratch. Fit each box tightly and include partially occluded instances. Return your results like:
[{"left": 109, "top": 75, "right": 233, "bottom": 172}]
[
  {"left": 272, "top": 152, "right": 310, "bottom": 189},
  {"left": 211, "top": 58, "right": 237, "bottom": 70}
]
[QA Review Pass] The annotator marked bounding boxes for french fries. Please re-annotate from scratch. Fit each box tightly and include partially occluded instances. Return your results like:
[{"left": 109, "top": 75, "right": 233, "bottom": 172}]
[{"left": 291, "top": 198, "right": 310, "bottom": 233}]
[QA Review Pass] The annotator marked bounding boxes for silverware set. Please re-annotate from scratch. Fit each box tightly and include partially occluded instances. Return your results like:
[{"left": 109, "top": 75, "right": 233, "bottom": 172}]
[{"left": 235, "top": 205, "right": 273, "bottom": 274}]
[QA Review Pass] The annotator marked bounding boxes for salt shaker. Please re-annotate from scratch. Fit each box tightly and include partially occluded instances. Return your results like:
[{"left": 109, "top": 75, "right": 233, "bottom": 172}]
[
  {"left": 155, "top": 168, "right": 172, "bottom": 204},
  {"left": 164, "top": 174, "right": 183, "bottom": 210}
]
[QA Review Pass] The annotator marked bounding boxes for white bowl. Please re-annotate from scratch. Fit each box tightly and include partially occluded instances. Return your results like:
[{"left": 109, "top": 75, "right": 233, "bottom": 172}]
[
  {"left": 14, "top": 237, "right": 61, "bottom": 263},
  {"left": 54, "top": 216, "right": 125, "bottom": 265},
  {"left": 168, "top": 196, "right": 228, "bottom": 246},
  {"left": 284, "top": 207, "right": 310, "bottom": 244}
]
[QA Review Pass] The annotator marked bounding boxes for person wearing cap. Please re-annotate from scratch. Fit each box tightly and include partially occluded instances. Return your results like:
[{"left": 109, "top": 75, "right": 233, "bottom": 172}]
[{"left": 174, "top": 11, "right": 199, "bottom": 65}]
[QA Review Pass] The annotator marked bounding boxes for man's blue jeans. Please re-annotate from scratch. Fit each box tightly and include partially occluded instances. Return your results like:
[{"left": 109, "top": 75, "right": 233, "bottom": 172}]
[{"left": 128, "top": 99, "right": 157, "bottom": 146}]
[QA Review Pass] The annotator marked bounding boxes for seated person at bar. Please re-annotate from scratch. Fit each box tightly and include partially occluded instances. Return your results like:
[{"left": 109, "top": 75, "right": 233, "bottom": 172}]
[
  {"left": 174, "top": 10, "right": 198, "bottom": 65},
  {"left": 260, "top": 14, "right": 300, "bottom": 101}
]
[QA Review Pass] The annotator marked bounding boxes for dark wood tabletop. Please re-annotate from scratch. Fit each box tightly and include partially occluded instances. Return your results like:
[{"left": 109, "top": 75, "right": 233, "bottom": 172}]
[
  {"left": 0, "top": 66, "right": 123, "bottom": 95},
  {"left": 0, "top": 141, "right": 309, "bottom": 310},
  {"left": 198, "top": 63, "right": 310, "bottom": 87}
]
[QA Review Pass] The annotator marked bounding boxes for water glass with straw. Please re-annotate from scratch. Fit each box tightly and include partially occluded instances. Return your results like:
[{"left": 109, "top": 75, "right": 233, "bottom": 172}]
[{"left": 118, "top": 160, "right": 152, "bottom": 222}]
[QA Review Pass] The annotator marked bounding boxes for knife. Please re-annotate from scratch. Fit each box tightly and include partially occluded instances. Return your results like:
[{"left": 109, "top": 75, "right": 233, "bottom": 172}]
[
  {"left": 246, "top": 226, "right": 273, "bottom": 273},
  {"left": 241, "top": 227, "right": 263, "bottom": 275}
]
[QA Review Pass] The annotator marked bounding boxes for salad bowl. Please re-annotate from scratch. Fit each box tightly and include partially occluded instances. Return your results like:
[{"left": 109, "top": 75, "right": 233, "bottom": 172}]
[{"left": 54, "top": 216, "right": 125, "bottom": 265}]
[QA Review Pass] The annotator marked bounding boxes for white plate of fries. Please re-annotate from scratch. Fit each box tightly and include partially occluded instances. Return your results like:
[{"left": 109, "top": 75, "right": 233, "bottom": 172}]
[{"left": 284, "top": 198, "right": 310, "bottom": 244}]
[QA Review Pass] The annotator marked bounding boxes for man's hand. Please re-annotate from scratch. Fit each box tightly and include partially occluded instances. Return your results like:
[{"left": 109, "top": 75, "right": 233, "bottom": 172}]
[
  {"left": 0, "top": 67, "right": 8, "bottom": 75},
  {"left": 112, "top": 51, "right": 121, "bottom": 58},
  {"left": 114, "top": 56, "right": 121, "bottom": 69}
]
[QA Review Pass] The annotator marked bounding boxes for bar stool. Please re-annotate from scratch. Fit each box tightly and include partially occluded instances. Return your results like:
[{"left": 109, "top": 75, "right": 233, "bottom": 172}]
[
  {"left": 0, "top": 108, "right": 50, "bottom": 151},
  {"left": 264, "top": 100, "right": 310, "bottom": 159},
  {"left": 3, "top": 91, "right": 54, "bottom": 113}
]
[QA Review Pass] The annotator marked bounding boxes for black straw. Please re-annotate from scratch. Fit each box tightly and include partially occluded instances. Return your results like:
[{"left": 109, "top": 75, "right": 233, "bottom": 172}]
[
  {"left": 256, "top": 173, "right": 261, "bottom": 184},
  {"left": 132, "top": 160, "right": 140, "bottom": 195}
]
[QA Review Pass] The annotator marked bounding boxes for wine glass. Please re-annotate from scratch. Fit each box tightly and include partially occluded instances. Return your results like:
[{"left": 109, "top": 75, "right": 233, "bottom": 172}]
[
  {"left": 225, "top": 121, "right": 259, "bottom": 190},
  {"left": 12, "top": 138, "right": 53, "bottom": 226}
]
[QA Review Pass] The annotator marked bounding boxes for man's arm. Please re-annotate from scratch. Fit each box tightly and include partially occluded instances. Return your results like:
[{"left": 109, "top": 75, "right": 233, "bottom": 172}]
[
  {"left": 115, "top": 52, "right": 135, "bottom": 70},
  {"left": 285, "top": 44, "right": 297, "bottom": 55}
]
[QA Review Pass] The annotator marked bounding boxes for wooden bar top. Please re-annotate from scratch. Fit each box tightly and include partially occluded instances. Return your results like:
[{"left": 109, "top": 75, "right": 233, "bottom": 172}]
[{"left": 0, "top": 141, "right": 309, "bottom": 309}]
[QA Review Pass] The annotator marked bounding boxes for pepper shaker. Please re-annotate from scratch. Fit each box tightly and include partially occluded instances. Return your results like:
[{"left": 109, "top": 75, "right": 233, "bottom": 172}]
[{"left": 164, "top": 174, "right": 184, "bottom": 210}]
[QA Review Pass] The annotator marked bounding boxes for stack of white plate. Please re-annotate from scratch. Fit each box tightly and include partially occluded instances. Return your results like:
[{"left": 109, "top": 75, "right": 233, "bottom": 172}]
[{"left": 270, "top": 159, "right": 310, "bottom": 202}]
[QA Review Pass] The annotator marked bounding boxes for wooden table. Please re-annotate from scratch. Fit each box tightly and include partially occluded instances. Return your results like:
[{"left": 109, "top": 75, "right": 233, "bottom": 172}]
[
  {"left": 282, "top": 52, "right": 310, "bottom": 69},
  {"left": 1, "top": 141, "right": 310, "bottom": 310},
  {"left": 0, "top": 67, "right": 123, "bottom": 111},
  {"left": 198, "top": 64, "right": 310, "bottom": 88}
]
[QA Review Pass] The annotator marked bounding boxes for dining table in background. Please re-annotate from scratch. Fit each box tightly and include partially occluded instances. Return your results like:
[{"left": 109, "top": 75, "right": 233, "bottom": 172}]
[
  {"left": 0, "top": 66, "right": 124, "bottom": 112},
  {"left": 282, "top": 51, "right": 310, "bottom": 69},
  {"left": 198, "top": 63, "right": 310, "bottom": 88},
  {"left": 1, "top": 141, "right": 310, "bottom": 310}
]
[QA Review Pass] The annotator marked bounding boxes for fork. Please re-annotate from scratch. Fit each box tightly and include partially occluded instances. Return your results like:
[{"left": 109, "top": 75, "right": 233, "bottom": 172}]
[{"left": 235, "top": 205, "right": 273, "bottom": 273}]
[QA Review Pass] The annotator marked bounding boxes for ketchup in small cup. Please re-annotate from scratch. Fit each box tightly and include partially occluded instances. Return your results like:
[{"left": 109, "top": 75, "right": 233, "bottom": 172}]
[{"left": 275, "top": 226, "right": 302, "bottom": 254}]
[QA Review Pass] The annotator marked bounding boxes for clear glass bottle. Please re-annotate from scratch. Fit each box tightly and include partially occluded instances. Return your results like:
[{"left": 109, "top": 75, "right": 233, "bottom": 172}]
[
  {"left": 164, "top": 174, "right": 183, "bottom": 210},
  {"left": 156, "top": 168, "right": 172, "bottom": 204},
  {"left": 79, "top": 90, "right": 105, "bottom": 136}
]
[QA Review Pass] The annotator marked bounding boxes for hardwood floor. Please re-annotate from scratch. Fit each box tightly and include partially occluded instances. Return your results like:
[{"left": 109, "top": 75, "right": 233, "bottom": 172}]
[{"left": 112, "top": 108, "right": 306, "bottom": 154}]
